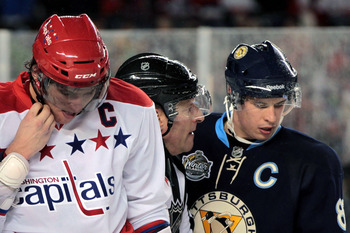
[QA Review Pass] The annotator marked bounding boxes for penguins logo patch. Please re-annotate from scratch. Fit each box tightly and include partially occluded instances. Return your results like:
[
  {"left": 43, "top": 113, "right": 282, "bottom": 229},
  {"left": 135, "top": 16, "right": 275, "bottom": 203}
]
[
  {"left": 190, "top": 191, "right": 256, "bottom": 233},
  {"left": 233, "top": 46, "right": 248, "bottom": 60}
]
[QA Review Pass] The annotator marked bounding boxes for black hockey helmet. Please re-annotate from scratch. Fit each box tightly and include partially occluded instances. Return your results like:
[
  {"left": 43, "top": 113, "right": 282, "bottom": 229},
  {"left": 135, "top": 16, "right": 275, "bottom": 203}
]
[
  {"left": 116, "top": 53, "right": 211, "bottom": 121},
  {"left": 225, "top": 40, "right": 301, "bottom": 110}
]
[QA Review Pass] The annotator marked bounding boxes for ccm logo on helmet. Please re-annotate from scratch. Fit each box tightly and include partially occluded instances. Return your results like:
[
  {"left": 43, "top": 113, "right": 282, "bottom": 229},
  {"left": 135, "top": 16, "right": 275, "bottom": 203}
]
[{"left": 75, "top": 73, "right": 97, "bottom": 79}]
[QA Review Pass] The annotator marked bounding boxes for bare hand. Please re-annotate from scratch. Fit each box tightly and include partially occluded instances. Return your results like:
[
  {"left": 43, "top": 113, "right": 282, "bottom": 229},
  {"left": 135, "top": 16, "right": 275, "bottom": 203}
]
[{"left": 6, "top": 102, "right": 56, "bottom": 160}]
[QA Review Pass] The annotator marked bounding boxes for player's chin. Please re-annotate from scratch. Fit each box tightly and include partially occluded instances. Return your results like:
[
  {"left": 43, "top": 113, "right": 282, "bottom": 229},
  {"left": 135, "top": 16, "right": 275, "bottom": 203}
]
[{"left": 54, "top": 112, "right": 76, "bottom": 125}]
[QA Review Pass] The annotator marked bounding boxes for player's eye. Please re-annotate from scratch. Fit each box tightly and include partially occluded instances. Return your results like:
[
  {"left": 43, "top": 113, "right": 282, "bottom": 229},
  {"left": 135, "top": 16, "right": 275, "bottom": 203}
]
[
  {"left": 274, "top": 100, "right": 287, "bottom": 108},
  {"left": 254, "top": 101, "right": 268, "bottom": 109}
]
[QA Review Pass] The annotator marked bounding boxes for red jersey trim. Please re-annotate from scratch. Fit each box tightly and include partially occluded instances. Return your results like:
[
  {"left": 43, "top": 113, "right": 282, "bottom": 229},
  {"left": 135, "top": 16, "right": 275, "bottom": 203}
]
[{"left": 135, "top": 220, "right": 169, "bottom": 233}]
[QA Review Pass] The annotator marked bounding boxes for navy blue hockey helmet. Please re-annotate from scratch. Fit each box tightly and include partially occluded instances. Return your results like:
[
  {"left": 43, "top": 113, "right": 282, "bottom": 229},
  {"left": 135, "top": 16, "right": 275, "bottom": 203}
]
[
  {"left": 225, "top": 40, "right": 301, "bottom": 110},
  {"left": 115, "top": 53, "right": 211, "bottom": 121}
]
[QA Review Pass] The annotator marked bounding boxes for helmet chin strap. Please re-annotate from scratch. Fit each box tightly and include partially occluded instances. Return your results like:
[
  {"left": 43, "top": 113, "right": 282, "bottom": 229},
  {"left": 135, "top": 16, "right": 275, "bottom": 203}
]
[
  {"left": 29, "top": 73, "right": 45, "bottom": 104},
  {"left": 162, "top": 122, "right": 173, "bottom": 137},
  {"left": 224, "top": 96, "right": 282, "bottom": 145}
]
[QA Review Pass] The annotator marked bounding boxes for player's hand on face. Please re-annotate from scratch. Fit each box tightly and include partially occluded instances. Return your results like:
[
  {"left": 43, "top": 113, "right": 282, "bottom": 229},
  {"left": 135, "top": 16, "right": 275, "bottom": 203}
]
[{"left": 6, "top": 102, "right": 56, "bottom": 160}]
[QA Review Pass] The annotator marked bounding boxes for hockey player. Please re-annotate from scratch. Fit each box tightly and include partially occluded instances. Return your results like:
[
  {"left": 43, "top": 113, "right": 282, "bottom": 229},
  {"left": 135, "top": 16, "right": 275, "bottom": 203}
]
[
  {"left": 0, "top": 14, "right": 171, "bottom": 232},
  {"left": 115, "top": 53, "right": 212, "bottom": 233},
  {"left": 180, "top": 40, "right": 347, "bottom": 233}
]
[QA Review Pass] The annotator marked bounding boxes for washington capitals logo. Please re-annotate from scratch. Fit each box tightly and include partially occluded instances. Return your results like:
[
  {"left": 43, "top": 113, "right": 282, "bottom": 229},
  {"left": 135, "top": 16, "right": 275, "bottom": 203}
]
[{"left": 17, "top": 160, "right": 114, "bottom": 217}]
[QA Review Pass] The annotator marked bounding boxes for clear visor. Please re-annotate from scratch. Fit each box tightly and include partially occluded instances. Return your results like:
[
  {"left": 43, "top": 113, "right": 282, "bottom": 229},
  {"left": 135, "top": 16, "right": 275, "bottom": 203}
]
[
  {"left": 243, "top": 96, "right": 296, "bottom": 116},
  {"left": 228, "top": 84, "right": 301, "bottom": 116},
  {"left": 40, "top": 73, "right": 110, "bottom": 114},
  {"left": 169, "top": 84, "right": 212, "bottom": 122}
]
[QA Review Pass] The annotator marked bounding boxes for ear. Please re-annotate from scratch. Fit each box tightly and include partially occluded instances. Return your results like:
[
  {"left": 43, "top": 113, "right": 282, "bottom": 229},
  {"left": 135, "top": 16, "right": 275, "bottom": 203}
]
[{"left": 155, "top": 108, "right": 169, "bottom": 135}]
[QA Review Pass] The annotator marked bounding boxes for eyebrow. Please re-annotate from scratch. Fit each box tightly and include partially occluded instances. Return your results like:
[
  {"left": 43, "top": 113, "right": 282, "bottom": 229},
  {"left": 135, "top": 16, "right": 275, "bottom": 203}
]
[
  {"left": 253, "top": 99, "right": 286, "bottom": 105},
  {"left": 276, "top": 99, "right": 287, "bottom": 104}
]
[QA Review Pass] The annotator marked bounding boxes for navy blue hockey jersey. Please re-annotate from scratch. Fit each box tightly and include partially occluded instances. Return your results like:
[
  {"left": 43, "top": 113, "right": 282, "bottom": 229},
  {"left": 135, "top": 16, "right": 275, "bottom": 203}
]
[{"left": 181, "top": 112, "right": 346, "bottom": 233}]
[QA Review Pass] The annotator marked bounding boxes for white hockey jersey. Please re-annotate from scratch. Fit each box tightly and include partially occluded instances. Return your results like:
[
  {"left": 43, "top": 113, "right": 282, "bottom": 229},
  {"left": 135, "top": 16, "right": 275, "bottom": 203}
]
[{"left": 0, "top": 72, "right": 170, "bottom": 233}]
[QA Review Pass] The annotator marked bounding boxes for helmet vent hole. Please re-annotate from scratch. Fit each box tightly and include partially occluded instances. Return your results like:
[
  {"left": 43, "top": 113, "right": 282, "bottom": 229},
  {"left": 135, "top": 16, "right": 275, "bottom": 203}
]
[
  {"left": 100, "top": 67, "right": 105, "bottom": 74},
  {"left": 61, "top": 70, "right": 68, "bottom": 77},
  {"left": 52, "top": 65, "right": 59, "bottom": 70},
  {"left": 74, "top": 60, "right": 94, "bottom": 64},
  {"left": 59, "top": 61, "right": 67, "bottom": 65}
]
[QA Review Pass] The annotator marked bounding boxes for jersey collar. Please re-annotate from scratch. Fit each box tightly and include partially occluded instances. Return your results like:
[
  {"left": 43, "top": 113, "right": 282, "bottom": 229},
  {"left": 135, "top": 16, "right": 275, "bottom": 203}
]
[{"left": 215, "top": 112, "right": 281, "bottom": 150}]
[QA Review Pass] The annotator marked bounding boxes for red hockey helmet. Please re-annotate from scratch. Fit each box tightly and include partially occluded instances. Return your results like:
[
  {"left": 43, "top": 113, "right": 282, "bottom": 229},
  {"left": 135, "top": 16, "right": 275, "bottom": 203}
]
[{"left": 32, "top": 14, "right": 110, "bottom": 87}]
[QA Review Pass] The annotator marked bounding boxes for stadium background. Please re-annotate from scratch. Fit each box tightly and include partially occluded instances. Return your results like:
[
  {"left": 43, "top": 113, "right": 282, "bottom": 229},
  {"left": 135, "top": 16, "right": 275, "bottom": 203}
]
[{"left": 1, "top": 0, "right": 350, "bottom": 227}]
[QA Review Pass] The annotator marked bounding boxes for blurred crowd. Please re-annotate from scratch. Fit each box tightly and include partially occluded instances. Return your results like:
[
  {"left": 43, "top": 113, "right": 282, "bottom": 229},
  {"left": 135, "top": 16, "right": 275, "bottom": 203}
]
[{"left": 1, "top": 0, "right": 350, "bottom": 30}]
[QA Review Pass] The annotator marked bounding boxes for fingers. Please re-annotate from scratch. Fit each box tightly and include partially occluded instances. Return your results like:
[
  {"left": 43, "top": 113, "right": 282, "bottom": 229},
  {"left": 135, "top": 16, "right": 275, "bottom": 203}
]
[
  {"left": 26, "top": 103, "right": 55, "bottom": 132},
  {"left": 34, "top": 104, "right": 56, "bottom": 137},
  {"left": 37, "top": 105, "right": 53, "bottom": 123},
  {"left": 6, "top": 103, "right": 56, "bottom": 160},
  {"left": 26, "top": 102, "right": 44, "bottom": 117},
  {"left": 45, "top": 109, "right": 56, "bottom": 134}
]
